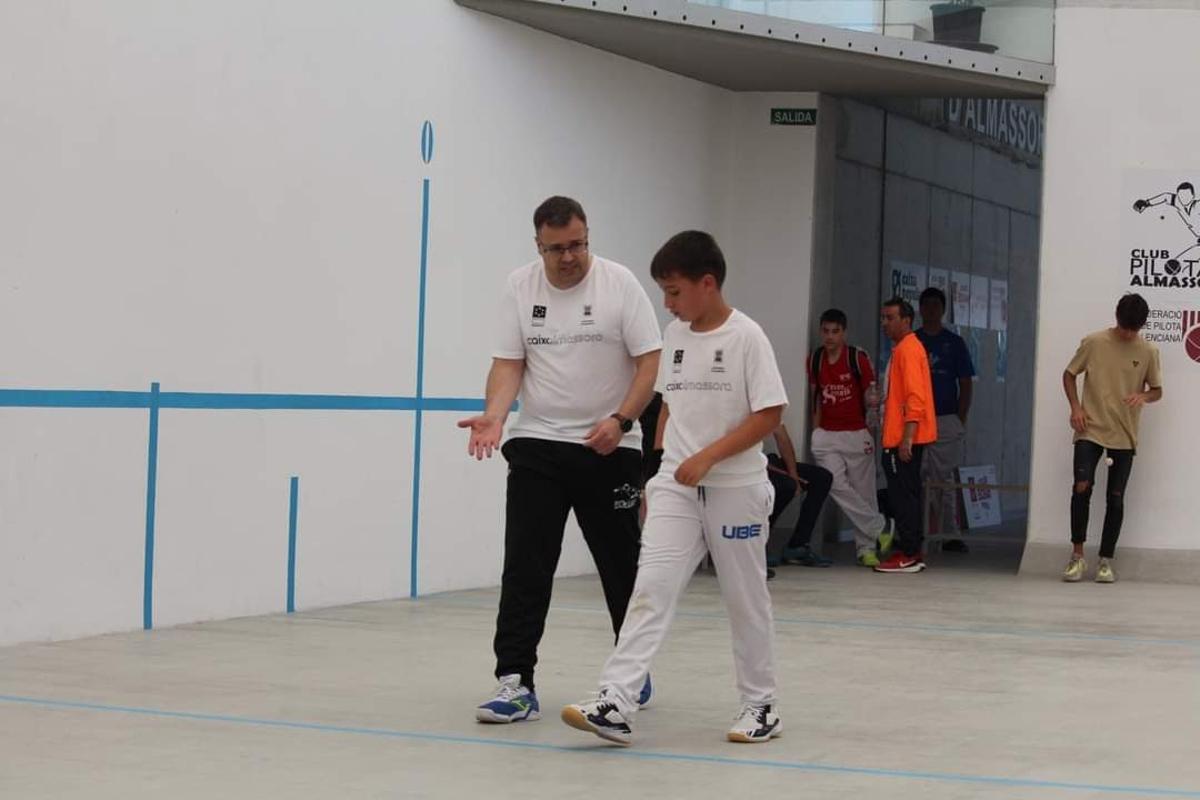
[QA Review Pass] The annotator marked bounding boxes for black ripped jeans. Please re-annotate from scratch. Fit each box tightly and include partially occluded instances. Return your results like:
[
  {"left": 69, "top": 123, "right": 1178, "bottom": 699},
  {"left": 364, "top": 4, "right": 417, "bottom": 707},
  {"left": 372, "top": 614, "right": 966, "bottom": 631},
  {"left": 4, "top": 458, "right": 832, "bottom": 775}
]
[{"left": 1070, "top": 440, "right": 1135, "bottom": 559}]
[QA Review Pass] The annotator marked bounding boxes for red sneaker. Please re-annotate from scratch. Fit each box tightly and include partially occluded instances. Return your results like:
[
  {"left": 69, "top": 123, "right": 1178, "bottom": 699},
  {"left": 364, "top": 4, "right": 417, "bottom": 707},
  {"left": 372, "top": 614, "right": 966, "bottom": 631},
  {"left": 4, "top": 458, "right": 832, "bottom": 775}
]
[{"left": 874, "top": 551, "right": 926, "bottom": 573}]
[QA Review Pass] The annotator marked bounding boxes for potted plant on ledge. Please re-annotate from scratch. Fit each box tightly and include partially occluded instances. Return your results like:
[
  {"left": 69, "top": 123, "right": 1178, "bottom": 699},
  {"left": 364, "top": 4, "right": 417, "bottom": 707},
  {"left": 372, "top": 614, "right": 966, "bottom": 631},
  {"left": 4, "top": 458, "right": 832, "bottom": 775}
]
[{"left": 930, "top": 0, "right": 997, "bottom": 53}]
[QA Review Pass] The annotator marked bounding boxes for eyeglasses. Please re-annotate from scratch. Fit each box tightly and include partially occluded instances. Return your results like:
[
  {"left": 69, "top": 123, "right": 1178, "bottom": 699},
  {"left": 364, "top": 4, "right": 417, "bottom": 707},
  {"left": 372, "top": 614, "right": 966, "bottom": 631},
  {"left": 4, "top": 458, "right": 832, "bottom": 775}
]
[{"left": 539, "top": 239, "right": 589, "bottom": 258}]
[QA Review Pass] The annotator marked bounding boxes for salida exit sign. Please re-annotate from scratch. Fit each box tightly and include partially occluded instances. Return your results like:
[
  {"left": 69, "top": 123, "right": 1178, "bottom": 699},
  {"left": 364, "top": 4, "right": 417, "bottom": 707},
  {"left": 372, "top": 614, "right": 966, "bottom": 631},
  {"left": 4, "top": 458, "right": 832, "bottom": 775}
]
[{"left": 770, "top": 108, "right": 817, "bottom": 126}]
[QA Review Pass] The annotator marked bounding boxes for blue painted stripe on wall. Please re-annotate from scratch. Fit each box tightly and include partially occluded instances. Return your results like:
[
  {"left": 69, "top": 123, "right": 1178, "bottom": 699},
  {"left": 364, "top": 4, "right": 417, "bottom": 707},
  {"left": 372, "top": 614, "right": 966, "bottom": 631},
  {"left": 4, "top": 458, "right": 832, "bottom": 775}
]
[
  {"left": 0, "top": 390, "right": 489, "bottom": 412},
  {"left": 159, "top": 393, "right": 419, "bottom": 411},
  {"left": 143, "top": 383, "right": 161, "bottom": 631},
  {"left": 410, "top": 176, "right": 432, "bottom": 599},
  {"left": 287, "top": 477, "right": 299, "bottom": 614},
  {"left": 0, "top": 390, "right": 151, "bottom": 408}
]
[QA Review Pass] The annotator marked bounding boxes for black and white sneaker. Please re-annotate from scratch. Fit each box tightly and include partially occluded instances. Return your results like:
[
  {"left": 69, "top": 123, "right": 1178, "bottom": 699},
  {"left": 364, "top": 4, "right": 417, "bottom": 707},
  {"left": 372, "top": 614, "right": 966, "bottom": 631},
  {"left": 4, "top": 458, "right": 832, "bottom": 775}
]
[
  {"left": 561, "top": 691, "right": 633, "bottom": 746},
  {"left": 727, "top": 703, "right": 782, "bottom": 743}
]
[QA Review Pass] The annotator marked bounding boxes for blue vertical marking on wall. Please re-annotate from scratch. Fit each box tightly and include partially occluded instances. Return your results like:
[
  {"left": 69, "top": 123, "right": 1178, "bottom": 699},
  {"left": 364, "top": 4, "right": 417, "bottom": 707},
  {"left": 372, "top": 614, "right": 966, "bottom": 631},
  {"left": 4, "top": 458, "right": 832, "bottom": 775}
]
[
  {"left": 4, "top": 117, "right": 459, "bottom": 630},
  {"left": 410, "top": 166, "right": 432, "bottom": 599},
  {"left": 143, "top": 382, "right": 161, "bottom": 630},
  {"left": 421, "top": 121, "right": 434, "bottom": 164},
  {"left": 287, "top": 476, "right": 299, "bottom": 614}
]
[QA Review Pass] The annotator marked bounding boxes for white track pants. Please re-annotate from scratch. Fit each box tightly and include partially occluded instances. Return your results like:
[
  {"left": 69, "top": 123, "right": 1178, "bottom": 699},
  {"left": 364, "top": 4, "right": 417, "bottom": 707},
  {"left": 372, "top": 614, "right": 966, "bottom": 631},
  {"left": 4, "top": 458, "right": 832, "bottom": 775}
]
[
  {"left": 597, "top": 474, "right": 778, "bottom": 715},
  {"left": 811, "top": 427, "right": 886, "bottom": 553}
]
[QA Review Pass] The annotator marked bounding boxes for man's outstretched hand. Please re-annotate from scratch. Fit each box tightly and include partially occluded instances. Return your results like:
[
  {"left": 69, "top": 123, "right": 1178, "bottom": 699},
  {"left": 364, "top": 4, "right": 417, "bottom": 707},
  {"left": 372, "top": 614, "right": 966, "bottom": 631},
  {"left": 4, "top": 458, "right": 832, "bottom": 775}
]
[{"left": 458, "top": 415, "right": 504, "bottom": 460}]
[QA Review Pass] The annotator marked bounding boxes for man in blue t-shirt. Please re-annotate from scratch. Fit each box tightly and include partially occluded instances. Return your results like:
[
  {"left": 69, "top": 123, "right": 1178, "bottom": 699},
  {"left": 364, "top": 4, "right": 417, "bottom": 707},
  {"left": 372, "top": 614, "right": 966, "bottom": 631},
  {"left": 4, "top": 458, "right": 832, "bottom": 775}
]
[{"left": 916, "top": 287, "right": 975, "bottom": 551}]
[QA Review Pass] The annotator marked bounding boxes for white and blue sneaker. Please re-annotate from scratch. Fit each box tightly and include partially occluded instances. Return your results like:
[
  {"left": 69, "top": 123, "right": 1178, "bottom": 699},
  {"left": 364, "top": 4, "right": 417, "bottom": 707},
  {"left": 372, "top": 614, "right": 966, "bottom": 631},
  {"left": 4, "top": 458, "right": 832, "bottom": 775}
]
[
  {"left": 561, "top": 690, "right": 633, "bottom": 746},
  {"left": 638, "top": 674, "right": 653, "bottom": 708},
  {"left": 476, "top": 674, "right": 540, "bottom": 723},
  {"left": 727, "top": 703, "right": 782, "bottom": 743}
]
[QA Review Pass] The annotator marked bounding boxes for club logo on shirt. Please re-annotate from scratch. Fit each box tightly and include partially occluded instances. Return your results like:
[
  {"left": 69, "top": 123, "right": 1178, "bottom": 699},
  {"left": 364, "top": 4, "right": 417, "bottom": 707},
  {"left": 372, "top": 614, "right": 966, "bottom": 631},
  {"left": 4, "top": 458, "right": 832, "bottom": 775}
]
[
  {"left": 720, "top": 524, "right": 763, "bottom": 540},
  {"left": 712, "top": 349, "right": 725, "bottom": 373},
  {"left": 531, "top": 305, "right": 547, "bottom": 327},
  {"left": 672, "top": 348, "right": 685, "bottom": 373},
  {"left": 1133, "top": 360, "right": 1140, "bottom": 367},
  {"left": 581, "top": 304, "right": 595, "bottom": 326}
]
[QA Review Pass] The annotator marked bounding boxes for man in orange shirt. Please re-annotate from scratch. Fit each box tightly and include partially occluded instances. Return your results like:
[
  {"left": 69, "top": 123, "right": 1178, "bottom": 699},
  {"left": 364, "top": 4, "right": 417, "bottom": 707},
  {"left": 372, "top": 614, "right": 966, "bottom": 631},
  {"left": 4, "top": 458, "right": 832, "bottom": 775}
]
[{"left": 876, "top": 297, "right": 938, "bottom": 574}]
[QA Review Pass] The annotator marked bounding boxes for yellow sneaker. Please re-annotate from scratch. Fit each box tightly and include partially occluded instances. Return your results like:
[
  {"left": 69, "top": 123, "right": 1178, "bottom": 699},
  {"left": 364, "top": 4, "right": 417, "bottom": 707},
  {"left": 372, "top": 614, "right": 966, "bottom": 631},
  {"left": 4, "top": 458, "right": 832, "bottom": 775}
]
[
  {"left": 1095, "top": 558, "right": 1116, "bottom": 584},
  {"left": 1062, "top": 556, "right": 1086, "bottom": 583},
  {"left": 857, "top": 550, "right": 880, "bottom": 568},
  {"left": 877, "top": 524, "right": 895, "bottom": 556}
]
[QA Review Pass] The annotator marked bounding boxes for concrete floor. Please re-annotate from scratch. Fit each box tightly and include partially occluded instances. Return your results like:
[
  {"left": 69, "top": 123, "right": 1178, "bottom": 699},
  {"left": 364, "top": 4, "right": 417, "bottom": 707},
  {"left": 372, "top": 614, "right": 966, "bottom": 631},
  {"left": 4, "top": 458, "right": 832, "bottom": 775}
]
[{"left": 2, "top": 553, "right": 1198, "bottom": 799}]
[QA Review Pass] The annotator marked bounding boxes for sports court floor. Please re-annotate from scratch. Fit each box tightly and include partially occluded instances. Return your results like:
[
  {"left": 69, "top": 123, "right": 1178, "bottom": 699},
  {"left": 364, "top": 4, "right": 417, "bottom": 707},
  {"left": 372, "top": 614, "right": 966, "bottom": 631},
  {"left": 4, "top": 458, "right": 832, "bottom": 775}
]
[{"left": 2, "top": 550, "right": 1198, "bottom": 799}]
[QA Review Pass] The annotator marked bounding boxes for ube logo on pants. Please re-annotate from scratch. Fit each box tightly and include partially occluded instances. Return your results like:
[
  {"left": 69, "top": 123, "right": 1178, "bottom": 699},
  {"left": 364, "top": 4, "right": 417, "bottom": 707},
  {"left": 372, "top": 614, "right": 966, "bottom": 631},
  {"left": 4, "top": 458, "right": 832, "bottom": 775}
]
[{"left": 721, "top": 524, "right": 763, "bottom": 540}]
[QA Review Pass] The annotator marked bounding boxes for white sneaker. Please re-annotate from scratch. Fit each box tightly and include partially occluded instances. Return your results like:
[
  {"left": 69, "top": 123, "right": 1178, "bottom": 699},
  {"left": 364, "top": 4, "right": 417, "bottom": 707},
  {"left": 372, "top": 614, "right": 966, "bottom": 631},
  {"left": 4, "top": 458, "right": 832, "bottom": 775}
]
[
  {"left": 561, "top": 690, "right": 633, "bottom": 746},
  {"left": 475, "top": 674, "right": 540, "bottom": 723},
  {"left": 727, "top": 703, "right": 782, "bottom": 743}
]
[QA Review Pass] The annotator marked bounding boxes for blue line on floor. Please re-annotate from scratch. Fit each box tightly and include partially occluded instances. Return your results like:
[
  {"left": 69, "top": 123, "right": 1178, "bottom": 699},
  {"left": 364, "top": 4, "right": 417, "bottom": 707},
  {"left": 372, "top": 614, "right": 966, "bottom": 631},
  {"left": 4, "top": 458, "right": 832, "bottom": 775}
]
[
  {"left": 421, "top": 596, "right": 1200, "bottom": 650},
  {"left": 0, "top": 694, "right": 1195, "bottom": 797}
]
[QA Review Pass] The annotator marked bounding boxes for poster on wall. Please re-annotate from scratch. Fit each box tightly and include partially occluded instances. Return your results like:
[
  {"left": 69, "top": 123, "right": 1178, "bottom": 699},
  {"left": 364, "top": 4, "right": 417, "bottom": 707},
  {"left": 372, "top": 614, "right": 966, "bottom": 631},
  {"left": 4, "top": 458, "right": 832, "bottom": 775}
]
[
  {"left": 951, "top": 271, "right": 972, "bottom": 326},
  {"left": 958, "top": 465, "right": 1002, "bottom": 528},
  {"left": 889, "top": 261, "right": 927, "bottom": 310},
  {"left": 1125, "top": 169, "right": 1200, "bottom": 294},
  {"left": 970, "top": 275, "right": 990, "bottom": 328},
  {"left": 990, "top": 279, "right": 1008, "bottom": 332}
]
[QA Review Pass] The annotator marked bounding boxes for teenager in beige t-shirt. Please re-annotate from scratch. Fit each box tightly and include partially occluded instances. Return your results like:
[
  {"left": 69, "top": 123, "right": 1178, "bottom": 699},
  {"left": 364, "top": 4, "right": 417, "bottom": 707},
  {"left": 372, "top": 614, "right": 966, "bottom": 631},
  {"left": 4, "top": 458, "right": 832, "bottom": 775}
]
[{"left": 1061, "top": 294, "right": 1163, "bottom": 583}]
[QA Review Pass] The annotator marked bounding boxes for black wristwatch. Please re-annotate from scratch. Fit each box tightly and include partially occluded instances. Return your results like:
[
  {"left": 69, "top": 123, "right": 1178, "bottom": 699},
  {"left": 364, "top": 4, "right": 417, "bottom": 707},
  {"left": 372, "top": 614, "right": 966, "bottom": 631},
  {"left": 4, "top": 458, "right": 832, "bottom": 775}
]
[{"left": 610, "top": 413, "right": 633, "bottom": 433}]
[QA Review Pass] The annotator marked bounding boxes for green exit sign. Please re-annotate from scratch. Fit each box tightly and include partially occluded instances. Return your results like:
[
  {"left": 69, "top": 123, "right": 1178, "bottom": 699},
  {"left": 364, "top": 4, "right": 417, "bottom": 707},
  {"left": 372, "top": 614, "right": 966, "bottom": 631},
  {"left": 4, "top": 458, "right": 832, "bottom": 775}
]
[{"left": 770, "top": 108, "right": 817, "bottom": 126}]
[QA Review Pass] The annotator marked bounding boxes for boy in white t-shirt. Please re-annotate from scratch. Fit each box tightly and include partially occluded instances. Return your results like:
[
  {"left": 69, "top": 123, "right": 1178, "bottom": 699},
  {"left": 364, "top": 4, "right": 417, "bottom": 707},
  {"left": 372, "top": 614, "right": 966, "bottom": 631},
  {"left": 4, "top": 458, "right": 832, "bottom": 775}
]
[{"left": 562, "top": 230, "right": 788, "bottom": 746}]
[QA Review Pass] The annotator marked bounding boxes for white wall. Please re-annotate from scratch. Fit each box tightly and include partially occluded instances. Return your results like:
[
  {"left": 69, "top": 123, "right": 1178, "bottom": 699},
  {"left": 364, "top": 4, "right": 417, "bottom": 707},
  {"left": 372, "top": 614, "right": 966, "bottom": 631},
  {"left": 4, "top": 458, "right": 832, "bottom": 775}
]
[
  {"left": 1026, "top": 5, "right": 1200, "bottom": 565},
  {"left": 718, "top": 92, "right": 820, "bottom": 437},
  {"left": 0, "top": 1, "right": 819, "bottom": 644}
]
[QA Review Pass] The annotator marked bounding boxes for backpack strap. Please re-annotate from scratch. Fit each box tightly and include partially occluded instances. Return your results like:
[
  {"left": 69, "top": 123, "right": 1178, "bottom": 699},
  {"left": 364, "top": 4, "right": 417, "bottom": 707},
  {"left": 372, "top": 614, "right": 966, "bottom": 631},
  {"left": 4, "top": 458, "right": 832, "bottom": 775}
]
[
  {"left": 847, "top": 345, "right": 861, "bottom": 384},
  {"left": 810, "top": 346, "right": 824, "bottom": 408},
  {"left": 848, "top": 345, "right": 870, "bottom": 419}
]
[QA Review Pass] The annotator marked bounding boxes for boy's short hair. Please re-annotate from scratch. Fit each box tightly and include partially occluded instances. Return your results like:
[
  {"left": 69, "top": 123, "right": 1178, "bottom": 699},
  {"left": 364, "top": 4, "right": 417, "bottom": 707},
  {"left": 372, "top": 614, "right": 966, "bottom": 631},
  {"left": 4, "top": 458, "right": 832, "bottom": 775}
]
[
  {"left": 919, "top": 287, "right": 947, "bottom": 308},
  {"left": 883, "top": 296, "right": 915, "bottom": 322},
  {"left": 650, "top": 231, "right": 726, "bottom": 287},
  {"left": 819, "top": 308, "right": 848, "bottom": 328},
  {"left": 1115, "top": 293, "right": 1150, "bottom": 331},
  {"left": 533, "top": 196, "right": 586, "bottom": 231}
]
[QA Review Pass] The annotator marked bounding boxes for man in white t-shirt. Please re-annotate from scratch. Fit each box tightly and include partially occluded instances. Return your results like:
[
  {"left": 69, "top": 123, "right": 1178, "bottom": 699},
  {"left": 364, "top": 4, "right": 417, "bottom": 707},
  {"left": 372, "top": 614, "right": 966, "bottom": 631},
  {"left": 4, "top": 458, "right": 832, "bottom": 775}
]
[
  {"left": 563, "top": 230, "right": 787, "bottom": 746},
  {"left": 460, "top": 196, "right": 662, "bottom": 724}
]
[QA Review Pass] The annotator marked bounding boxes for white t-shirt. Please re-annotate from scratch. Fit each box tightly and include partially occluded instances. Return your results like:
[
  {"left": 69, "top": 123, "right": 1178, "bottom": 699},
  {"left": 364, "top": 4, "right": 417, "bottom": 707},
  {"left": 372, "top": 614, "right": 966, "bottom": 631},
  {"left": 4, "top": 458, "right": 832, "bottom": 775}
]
[
  {"left": 493, "top": 256, "right": 662, "bottom": 450},
  {"left": 656, "top": 310, "right": 788, "bottom": 488}
]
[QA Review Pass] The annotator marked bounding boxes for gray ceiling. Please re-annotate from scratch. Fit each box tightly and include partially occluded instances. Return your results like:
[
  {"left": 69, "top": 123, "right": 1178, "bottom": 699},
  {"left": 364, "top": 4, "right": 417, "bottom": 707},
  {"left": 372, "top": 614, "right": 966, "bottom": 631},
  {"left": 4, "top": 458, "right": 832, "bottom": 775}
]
[{"left": 456, "top": 0, "right": 1053, "bottom": 98}]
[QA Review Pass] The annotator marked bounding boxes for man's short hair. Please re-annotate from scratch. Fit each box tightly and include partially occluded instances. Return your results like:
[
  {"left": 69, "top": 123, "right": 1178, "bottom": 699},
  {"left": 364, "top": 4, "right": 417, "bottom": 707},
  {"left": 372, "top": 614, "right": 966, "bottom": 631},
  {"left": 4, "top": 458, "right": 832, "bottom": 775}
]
[
  {"left": 1177, "top": 182, "right": 1195, "bottom": 194},
  {"left": 650, "top": 231, "right": 726, "bottom": 287},
  {"left": 1116, "top": 292, "right": 1150, "bottom": 331},
  {"left": 533, "top": 196, "right": 587, "bottom": 231},
  {"left": 883, "top": 296, "right": 915, "bottom": 322},
  {"left": 820, "top": 308, "right": 848, "bottom": 328},
  {"left": 919, "top": 287, "right": 947, "bottom": 308}
]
